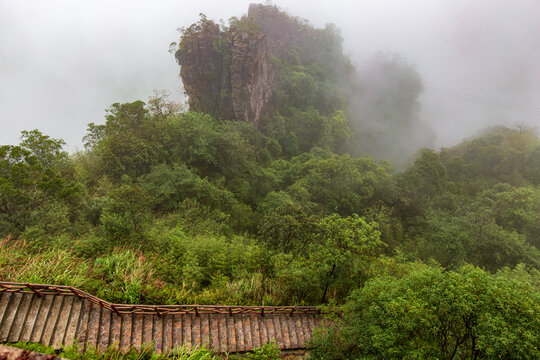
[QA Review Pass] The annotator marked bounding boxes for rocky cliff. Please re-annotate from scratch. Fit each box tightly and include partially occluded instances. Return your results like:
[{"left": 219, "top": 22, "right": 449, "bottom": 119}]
[{"left": 175, "top": 4, "right": 316, "bottom": 126}]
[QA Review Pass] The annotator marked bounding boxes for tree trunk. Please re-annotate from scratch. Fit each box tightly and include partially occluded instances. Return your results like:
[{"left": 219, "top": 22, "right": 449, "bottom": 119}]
[{"left": 321, "top": 264, "right": 336, "bottom": 303}]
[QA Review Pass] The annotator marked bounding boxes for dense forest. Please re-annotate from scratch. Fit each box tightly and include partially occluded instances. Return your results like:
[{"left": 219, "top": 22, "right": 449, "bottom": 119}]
[{"left": 1, "top": 4, "right": 538, "bottom": 359}]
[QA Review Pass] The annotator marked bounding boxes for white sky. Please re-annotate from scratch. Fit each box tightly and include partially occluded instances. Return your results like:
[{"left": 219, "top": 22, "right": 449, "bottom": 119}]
[{"left": 1, "top": 0, "right": 539, "bottom": 151}]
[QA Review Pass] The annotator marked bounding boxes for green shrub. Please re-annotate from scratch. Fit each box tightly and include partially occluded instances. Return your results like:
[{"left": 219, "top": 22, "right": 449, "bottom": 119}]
[
  {"left": 245, "top": 340, "right": 281, "bottom": 360},
  {"left": 309, "top": 264, "right": 540, "bottom": 359},
  {"left": 8, "top": 342, "right": 283, "bottom": 360}
]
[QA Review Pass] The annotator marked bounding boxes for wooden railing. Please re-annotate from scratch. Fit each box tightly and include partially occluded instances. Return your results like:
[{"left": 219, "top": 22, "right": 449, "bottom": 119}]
[{"left": 0, "top": 281, "right": 320, "bottom": 316}]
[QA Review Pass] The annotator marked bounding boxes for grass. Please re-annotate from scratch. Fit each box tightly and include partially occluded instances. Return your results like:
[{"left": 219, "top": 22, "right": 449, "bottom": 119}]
[
  {"left": 0, "top": 236, "right": 297, "bottom": 306},
  {"left": 5, "top": 341, "right": 281, "bottom": 360},
  {"left": 7, "top": 342, "right": 219, "bottom": 360}
]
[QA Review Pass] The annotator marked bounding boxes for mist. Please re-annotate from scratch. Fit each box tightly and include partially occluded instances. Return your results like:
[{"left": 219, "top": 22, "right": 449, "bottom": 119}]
[{"left": 1, "top": 0, "right": 539, "bottom": 153}]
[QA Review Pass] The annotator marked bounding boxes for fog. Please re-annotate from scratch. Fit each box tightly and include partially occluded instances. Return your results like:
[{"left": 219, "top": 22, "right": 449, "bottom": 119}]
[{"left": 1, "top": 0, "right": 539, "bottom": 151}]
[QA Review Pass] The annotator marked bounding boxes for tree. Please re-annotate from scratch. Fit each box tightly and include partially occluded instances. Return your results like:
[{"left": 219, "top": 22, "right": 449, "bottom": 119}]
[
  {"left": 142, "top": 163, "right": 238, "bottom": 213},
  {"left": 257, "top": 191, "right": 318, "bottom": 253},
  {"left": 416, "top": 204, "right": 540, "bottom": 271},
  {"left": 309, "top": 264, "right": 540, "bottom": 359},
  {"left": 97, "top": 181, "right": 152, "bottom": 244},
  {"left": 312, "top": 214, "right": 382, "bottom": 303},
  {"left": 0, "top": 131, "right": 82, "bottom": 238},
  {"left": 396, "top": 148, "right": 447, "bottom": 221},
  {"left": 147, "top": 90, "right": 183, "bottom": 119},
  {"left": 20, "top": 129, "right": 68, "bottom": 169},
  {"left": 82, "top": 123, "right": 106, "bottom": 151},
  {"left": 348, "top": 53, "right": 435, "bottom": 165},
  {"left": 85, "top": 101, "right": 165, "bottom": 180},
  {"left": 440, "top": 126, "right": 540, "bottom": 187},
  {"left": 0, "top": 145, "right": 36, "bottom": 236},
  {"left": 286, "top": 150, "right": 394, "bottom": 215}
]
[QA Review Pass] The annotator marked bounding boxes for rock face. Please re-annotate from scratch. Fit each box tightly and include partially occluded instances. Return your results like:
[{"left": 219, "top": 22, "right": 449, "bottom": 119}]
[
  {"left": 229, "top": 23, "right": 275, "bottom": 127},
  {"left": 175, "top": 20, "right": 229, "bottom": 119},
  {"left": 176, "top": 4, "right": 306, "bottom": 126}
]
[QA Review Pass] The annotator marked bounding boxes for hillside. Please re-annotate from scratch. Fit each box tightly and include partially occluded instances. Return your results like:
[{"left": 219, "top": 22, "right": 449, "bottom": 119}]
[{"left": 0, "top": 4, "right": 538, "bottom": 359}]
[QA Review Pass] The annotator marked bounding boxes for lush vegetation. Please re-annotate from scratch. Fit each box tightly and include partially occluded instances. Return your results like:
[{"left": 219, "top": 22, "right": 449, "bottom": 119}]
[
  {"left": 8, "top": 341, "right": 281, "bottom": 360},
  {"left": 1, "top": 6, "right": 539, "bottom": 359},
  {"left": 2, "top": 109, "right": 539, "bottom": 307},
  {"left": 309, "top": 264, "right": 539, "bottom": 359}
]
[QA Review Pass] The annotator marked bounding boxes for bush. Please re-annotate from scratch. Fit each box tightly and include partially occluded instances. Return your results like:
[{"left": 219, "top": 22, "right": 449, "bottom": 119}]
[
  {"left": 245, "top": 340, "right": 281, "bottom": 360},
  {"left": 9, "top": 342, "right": 219, "bottom": 360},
  {"left": 9, "top": 341, "right": 281, "bottom": 360},
  {"left": 309, "top": 264, "right": 540, "bottom": 359}
]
